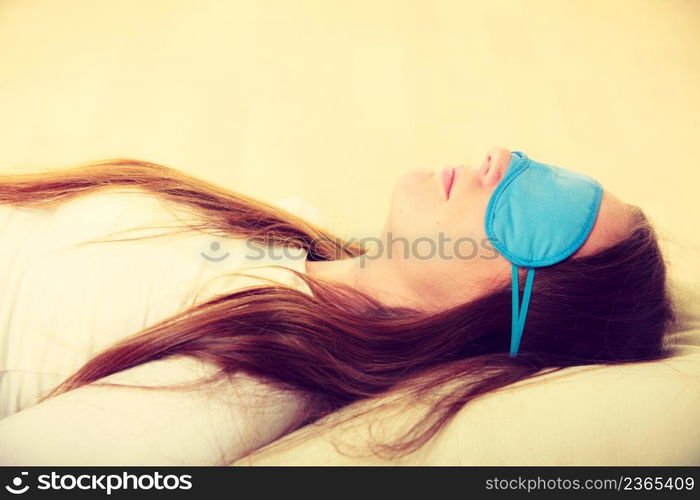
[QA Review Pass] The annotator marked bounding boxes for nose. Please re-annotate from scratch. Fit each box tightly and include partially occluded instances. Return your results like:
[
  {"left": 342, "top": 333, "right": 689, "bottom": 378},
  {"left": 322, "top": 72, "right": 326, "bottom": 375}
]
[{"left": 480, "top": 146, "right": 511, "bottom": 187}]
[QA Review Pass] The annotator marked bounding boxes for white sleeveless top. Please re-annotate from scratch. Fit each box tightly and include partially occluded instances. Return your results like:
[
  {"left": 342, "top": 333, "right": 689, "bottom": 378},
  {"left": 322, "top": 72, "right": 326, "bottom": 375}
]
[{"left": 0, "top": 188, "right": 319, "bottom": 420}]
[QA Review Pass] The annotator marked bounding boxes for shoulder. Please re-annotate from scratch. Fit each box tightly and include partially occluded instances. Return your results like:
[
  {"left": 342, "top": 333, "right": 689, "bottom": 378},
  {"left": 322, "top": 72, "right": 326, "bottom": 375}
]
[
  {"left": 51, "top": 187, "right": 197, "bottom": 227},
  {"left": 34, "top": 187, "right": 203, "bottom": 249},
  {"left": 271, "top": 196, "right": 328, "bottom": 228},
  {"left": 0, "top": 186, "right": 195, "bottom": 245}
]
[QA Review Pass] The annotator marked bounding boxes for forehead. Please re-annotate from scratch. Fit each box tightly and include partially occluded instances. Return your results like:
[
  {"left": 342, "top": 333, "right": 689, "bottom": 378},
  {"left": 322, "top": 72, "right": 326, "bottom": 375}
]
[{"left": 573, "top": 190, "right": 634, "bottom": 258}]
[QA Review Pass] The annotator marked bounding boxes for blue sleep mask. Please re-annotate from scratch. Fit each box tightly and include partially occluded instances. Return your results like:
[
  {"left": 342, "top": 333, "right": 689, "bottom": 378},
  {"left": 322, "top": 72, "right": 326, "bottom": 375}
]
[{"left": 484, "top": 151, "right": 603, "bottom": 357}]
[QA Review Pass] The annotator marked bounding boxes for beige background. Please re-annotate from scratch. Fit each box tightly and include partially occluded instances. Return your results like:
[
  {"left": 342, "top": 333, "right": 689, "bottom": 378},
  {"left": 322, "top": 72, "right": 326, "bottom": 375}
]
[
  {"left": 1, "top": 0, "right": 698, "bottom": 283},
  {"left": 1, "top": 0, "right": 699, "bottom": 466}
]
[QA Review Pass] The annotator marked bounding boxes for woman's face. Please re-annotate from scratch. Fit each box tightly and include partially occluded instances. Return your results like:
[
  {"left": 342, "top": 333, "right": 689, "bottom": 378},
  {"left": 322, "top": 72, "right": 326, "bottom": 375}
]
[{"left": 382, "top": 146, "right": 635, "bottom": 311}]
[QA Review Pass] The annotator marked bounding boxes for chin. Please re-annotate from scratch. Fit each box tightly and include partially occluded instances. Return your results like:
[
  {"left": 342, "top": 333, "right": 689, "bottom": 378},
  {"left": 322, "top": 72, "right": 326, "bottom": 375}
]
[{"left": 394, "top": 169, "right": 435, "bottom": 198}]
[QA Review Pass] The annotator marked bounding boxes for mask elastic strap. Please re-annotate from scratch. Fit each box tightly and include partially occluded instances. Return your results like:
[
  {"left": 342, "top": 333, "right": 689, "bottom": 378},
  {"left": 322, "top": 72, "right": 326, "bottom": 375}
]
[{"left": 510, "top": 264, "right": 536, "bottom": 357}]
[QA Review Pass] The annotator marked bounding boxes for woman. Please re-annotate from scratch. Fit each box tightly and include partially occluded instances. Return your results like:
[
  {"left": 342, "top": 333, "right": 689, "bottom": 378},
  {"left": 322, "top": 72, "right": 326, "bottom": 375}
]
[{"left": 0, "top": 146, "right": 676, "bottom": 465}]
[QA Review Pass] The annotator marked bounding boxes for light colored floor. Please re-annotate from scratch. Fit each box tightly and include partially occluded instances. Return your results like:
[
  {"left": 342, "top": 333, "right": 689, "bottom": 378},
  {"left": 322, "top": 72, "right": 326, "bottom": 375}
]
[{"left": 0, "top": 0, "right": 698, "bottom": 281}]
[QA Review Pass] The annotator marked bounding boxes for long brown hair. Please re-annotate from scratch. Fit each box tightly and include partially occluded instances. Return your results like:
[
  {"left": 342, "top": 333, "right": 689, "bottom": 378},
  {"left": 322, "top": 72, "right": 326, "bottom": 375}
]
[{"left": 0, "top": 158, "right": 678, "bottom": 462}]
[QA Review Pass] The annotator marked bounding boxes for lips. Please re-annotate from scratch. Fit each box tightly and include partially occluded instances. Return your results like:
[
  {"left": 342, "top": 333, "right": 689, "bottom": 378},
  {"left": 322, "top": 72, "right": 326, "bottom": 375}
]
[
  {"left": 442, "top": 166, "right": 456, "bottom": 199},
  {"left": 442, "top": 166, "right": 463, "bottom": 199}
]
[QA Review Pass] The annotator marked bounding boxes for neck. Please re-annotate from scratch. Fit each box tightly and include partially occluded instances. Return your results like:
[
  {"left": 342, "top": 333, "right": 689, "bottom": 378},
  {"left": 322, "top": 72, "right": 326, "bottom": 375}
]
[{"left": 304, "top": 255, "right": 426, "bottom": 311}]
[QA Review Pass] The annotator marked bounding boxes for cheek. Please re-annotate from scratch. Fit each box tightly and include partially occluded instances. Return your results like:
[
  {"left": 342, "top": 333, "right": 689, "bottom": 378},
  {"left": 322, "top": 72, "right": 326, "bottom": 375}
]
[
  {"left": 444, "top": 206, "right": 488, "bottom": 240},
  {"left": 442, "top": 188, "right": 491, "bottom": 243},
  {"left": 386, "top": 171, "right": 493, "bottom": 254}
]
